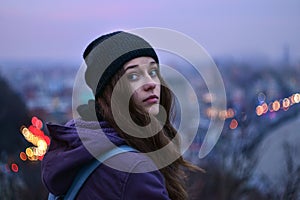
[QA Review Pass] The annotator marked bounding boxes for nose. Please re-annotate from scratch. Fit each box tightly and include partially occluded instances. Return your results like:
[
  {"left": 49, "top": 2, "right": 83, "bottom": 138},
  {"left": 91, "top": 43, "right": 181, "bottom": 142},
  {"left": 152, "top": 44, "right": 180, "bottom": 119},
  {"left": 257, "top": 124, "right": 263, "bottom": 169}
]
[{"left": 142, "top": 82, "right": 156, "bottom": 91}]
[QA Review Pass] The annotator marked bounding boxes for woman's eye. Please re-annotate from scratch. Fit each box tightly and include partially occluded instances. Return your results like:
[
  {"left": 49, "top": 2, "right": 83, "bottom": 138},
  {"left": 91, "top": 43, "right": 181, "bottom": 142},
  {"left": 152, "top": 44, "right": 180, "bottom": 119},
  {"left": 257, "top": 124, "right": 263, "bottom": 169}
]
[
  {"left": 127, "top": 73, "right": 139, "bottom": 81},
  {"left": 149, "top": 69, "right": 158, "bottom": 77}
]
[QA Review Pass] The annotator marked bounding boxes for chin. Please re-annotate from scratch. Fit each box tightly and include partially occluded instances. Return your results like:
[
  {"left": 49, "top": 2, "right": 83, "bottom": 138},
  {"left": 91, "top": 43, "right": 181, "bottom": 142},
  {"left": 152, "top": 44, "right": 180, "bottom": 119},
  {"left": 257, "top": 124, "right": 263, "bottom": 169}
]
[{"left": 148, "top": 104, "right": 160, "bottom": 116}]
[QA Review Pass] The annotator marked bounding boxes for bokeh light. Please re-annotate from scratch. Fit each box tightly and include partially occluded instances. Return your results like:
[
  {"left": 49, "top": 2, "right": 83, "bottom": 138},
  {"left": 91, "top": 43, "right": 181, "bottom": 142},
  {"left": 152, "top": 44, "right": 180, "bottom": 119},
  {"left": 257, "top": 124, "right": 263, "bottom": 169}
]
[
  {"left": 11, "top": 163, "right": 19, "bottom": 173},
  {"left": 229, "top": 119, "right": 238, "bottom": 129},
  {"left": 256, "top": 105, "right": 264, "bottom": 116},
  {"left": 19, "top": 152, "right": 27, "bottom": 161},
  {"left": 19, "top": 116, "right": 50, "bottom": 162},
  {"left": 256, "top": 92, "right": 299, "bottom": 116},
  {"left": 206, "top": 107, "right": 236, "bottom": 120},
  {"left": 272, "top": 100, "right": 280, "bottom": 112},
  {"left": 294, "top": 93, "right": 300, "bottom": 103},
  {"left": 257, "top": 92, "right": 266, "bottom": 103}
]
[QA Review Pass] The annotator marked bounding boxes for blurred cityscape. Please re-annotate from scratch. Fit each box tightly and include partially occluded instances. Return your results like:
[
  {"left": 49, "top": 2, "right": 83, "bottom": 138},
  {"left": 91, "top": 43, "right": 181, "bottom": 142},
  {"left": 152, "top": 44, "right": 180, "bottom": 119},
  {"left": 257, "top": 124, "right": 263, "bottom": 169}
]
[{"left": 0, "top": 57, "right": 299, "bottom": 199}]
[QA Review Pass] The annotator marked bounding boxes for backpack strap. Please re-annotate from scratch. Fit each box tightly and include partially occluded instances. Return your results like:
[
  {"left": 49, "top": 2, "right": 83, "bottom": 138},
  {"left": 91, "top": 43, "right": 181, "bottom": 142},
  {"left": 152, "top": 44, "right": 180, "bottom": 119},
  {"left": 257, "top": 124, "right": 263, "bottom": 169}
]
[{"left": 48, "top": 145, "right": 137, "bottom": 200}]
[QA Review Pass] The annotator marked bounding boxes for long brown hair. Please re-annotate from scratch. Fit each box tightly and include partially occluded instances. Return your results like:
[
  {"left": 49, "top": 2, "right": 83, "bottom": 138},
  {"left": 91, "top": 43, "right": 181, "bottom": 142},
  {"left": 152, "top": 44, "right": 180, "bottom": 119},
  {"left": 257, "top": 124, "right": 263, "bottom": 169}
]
[{"left": 96, "top": 65, "right": 201, "bottom": 200}]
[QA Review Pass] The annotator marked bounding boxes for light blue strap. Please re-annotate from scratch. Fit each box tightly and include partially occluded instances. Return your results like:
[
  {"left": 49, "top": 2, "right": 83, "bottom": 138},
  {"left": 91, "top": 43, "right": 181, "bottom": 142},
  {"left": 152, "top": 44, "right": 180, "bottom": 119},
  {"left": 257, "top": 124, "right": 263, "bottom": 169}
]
[
  {"left": 63, "top": 145, "right": 137, "bottom": 200},
  {"left": 48, "top": 193, "right": 60, "bottom": 200}
]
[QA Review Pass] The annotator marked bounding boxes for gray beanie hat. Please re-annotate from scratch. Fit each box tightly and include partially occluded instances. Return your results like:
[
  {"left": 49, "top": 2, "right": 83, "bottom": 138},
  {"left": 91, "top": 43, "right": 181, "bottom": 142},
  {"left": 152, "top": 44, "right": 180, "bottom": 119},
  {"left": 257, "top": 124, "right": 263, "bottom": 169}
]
[{"left": 83, "top": 31, "right": 159, "bottom": 99}]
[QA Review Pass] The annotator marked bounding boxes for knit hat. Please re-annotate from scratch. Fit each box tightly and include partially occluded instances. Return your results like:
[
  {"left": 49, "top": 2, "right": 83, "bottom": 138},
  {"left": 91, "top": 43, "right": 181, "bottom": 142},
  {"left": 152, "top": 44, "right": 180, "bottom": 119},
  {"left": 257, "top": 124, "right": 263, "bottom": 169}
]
[{"left": 83, "top": 31, "right": 159, "bottom": 99}]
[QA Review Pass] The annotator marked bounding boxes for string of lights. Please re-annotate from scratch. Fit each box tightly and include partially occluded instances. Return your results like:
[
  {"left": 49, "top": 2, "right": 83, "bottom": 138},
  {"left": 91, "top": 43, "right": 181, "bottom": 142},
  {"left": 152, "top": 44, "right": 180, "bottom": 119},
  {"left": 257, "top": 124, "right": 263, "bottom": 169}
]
[{"left": 256, "top": 92, "right": 300, "bottom": 116}]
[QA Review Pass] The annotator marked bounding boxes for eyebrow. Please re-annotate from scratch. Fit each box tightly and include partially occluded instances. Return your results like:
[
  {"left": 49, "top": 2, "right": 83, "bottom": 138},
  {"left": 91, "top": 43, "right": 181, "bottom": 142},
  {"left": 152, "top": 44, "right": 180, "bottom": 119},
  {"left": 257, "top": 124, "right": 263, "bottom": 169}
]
[{"left": 125, "top": 61, "right": 157, "bottom": 72}]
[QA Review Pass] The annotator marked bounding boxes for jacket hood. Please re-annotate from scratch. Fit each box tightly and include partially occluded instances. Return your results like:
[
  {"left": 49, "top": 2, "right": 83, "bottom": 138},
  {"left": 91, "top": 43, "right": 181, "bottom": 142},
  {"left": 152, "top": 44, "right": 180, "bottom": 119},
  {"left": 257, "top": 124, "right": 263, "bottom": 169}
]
[{"left": 41, "top": 118, "right": 126, "bottom": 195}]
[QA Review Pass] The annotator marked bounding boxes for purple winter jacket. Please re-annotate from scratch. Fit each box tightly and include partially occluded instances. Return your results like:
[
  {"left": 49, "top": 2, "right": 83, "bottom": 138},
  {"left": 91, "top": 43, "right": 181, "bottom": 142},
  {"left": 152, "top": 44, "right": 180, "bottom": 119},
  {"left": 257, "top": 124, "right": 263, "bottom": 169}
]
[{"left": 41, "top": 119, "right": 171, "bottom": 200}]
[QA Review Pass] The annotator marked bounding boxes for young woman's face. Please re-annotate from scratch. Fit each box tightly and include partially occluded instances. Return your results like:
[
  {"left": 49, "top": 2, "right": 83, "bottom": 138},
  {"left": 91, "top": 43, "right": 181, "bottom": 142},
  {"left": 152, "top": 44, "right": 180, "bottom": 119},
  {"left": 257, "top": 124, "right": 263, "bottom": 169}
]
[{"left": 123, "top": 57, "right": 161, "bottom": 115}]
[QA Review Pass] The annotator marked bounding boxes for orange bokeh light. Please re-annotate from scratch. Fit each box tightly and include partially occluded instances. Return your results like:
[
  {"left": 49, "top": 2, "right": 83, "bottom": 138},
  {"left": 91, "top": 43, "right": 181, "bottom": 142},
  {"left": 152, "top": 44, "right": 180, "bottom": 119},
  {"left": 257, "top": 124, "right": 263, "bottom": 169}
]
[
  {"left": 229, "top": 119, "right": 238, "bottom": 129},
  {"left": 20, "top": 152, "right": 27, "bottom": 161},
  {"left": 262, "top": 102, "right": 268, "bottom": 114},
  {"left": 227, "top": 108, "right": 235, "bottom": 118},
  {"left": 256, "top": 105, "right": 264, "bottom": 116},
  {"left": 272, "top": 100, "right": 280, "bottom": 112}
]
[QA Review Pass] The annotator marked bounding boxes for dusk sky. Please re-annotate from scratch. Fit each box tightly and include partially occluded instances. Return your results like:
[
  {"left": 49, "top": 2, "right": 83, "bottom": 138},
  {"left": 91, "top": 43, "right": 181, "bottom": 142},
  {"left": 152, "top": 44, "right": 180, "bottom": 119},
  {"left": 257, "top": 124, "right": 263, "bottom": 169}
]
[{"left": 1, "top": 0, "right": 300, "bottom": 64}]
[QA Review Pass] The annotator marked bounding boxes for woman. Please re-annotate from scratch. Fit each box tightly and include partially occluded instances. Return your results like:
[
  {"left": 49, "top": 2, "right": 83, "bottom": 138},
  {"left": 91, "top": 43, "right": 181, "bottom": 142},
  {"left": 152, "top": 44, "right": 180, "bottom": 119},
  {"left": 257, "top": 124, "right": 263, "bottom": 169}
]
[{"left": 42, "top": 31, "right": 200, "bottom": 200}]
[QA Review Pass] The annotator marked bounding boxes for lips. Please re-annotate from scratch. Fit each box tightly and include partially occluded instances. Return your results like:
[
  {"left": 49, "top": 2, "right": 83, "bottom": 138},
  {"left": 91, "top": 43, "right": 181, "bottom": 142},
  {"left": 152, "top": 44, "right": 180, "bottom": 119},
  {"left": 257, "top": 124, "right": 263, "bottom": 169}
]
[{"left": 143, "top": 95, "right": 159, "bottom": 103}]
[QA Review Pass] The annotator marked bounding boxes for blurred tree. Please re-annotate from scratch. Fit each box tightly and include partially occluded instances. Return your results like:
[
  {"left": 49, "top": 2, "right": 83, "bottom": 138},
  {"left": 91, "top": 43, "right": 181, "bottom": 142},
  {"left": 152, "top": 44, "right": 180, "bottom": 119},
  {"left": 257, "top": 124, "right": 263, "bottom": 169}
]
[
  {"left": 0, "top": 74, "right": 47, "bottom": 200},
  {"left": 0, "top": 74, "right": 30, "bottom": 154}
]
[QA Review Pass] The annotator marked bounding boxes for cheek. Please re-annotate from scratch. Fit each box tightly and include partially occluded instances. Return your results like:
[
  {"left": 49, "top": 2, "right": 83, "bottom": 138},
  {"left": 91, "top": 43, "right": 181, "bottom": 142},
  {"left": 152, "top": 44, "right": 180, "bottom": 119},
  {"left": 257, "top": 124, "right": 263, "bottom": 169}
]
[
  {"left": 131, "top": 88, "right": 143, "bottom": 104},
  {"left": 128, "top": 82, "right": 143, "bottom": 99},
  {"left": 127, "top": 81, "right": 140, "bottom": 94}
]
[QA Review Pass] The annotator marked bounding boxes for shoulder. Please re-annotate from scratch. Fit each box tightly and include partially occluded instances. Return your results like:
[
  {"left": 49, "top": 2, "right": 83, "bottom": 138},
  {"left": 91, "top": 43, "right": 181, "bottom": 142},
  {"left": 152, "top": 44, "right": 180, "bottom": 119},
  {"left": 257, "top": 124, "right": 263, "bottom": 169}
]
[
  {"left": 105, "top": 150, "right": 158, "bottom": 173},
  {"left": 123, "top": 170, "right": 170, "bottom": 200},
  {"left": 77, "top": 151, "right": 170, "bottom": 200},
  {"left": 109, "top": 152, "right": 170, "bottom": 200}
]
